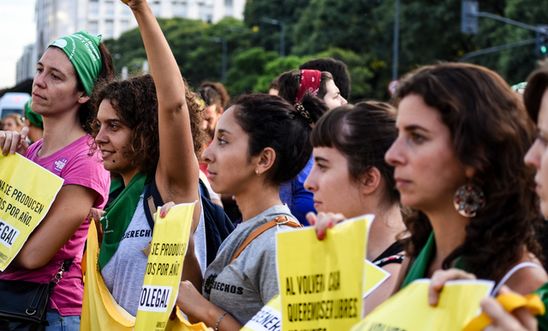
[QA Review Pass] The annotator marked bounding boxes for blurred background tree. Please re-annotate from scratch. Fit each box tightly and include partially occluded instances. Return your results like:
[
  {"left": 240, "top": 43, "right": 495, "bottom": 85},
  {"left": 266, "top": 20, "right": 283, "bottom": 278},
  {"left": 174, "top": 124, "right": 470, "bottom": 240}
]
[{"left": 103, "top": 0, "right": 548, "bottom": 102}]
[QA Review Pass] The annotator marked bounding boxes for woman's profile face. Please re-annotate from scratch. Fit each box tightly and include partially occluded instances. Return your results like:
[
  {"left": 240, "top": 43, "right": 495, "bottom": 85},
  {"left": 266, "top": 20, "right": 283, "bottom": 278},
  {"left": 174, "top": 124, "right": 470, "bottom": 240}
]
[
  {"left": 385, "top": 94, "right": 469, "bottom": 212},
  {"left": 201, "top": 106, "right": 258, "bottom": 195},
  {"left": 525, "top": 88, "right": 548, "bottom": 218},
  {"left": 305, "top": 146, "right": 364, "bottom": 218},
  {"left": 322, "top": 79, "right": 347, "bottom": 110}
]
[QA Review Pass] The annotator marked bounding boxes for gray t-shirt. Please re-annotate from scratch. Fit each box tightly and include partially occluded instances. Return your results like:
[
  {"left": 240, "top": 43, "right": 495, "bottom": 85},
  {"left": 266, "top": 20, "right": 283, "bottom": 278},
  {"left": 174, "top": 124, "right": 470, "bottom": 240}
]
[
  {"left": 203, "top": 204, "right": 295, "bottom": 324},
  {"left": 102, "top": 195, "right": 207, "bottom": 316}
]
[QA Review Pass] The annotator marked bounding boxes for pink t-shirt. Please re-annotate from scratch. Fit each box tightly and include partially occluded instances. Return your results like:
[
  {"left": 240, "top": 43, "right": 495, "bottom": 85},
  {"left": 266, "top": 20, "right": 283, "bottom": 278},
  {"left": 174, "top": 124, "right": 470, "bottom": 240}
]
[{"left": 0, "top": 134, "right": 110, "bottom": 316}]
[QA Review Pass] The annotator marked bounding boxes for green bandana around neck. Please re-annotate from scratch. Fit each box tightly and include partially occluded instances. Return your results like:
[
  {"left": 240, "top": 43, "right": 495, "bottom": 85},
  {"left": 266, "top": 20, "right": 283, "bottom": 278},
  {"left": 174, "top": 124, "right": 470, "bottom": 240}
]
[
  {"left": 401, "top": 232, "right": 465, "bottom": 288},
  {"left": 49, "top": 30, "right": 103, "bottom": 96},
  {"left": 24, "top": 100, "right": 43, "bottom": 129},
  {"left": 98, "top": 172, "right": 148, "bottom": 270}
]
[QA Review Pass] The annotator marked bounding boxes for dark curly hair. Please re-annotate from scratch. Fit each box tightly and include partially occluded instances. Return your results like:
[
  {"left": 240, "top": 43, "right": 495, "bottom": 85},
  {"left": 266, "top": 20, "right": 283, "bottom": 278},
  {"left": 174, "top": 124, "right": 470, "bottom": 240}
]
[
  {"left": 310, "top": 101, "right": 399, "bottom": 208},
  {"left": 232, "top": 93, "right": 323, "bottom": 186},
  {"left": 91, "top": 74, "right": 205, "bottom": 177},
  {"left": 395, "top": 62, "right": 543, "bottom": 282}
]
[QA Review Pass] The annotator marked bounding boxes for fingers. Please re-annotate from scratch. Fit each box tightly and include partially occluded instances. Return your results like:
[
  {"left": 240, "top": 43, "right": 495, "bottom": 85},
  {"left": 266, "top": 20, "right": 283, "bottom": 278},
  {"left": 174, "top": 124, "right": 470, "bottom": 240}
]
[
  {"left": 160, "top": 201, "right": 176, "bottom": 218},
  {"left": 428, "top": 269, "right": 476, "bottom": 306},
  {"left": 0, "top": 130, "right": 23, "bottom": 156},
  {"left": 481, "top": 297, "right": 527, "bottom": 331},
  {"left": 20, "top": 126, "right": 29, "bottom": 141},
  {"left": 312, "top": 212, "right": 346, "bottom": 241},
  {"left": 88, "top": 208, "right": 105, "bottom": 221}
]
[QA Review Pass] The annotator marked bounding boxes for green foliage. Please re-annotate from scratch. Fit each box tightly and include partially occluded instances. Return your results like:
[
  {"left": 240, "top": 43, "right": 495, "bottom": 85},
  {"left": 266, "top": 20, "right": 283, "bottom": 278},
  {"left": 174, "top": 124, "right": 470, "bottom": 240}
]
[{"left": 103, "top": 0, "right": 548, "bottom": 102}]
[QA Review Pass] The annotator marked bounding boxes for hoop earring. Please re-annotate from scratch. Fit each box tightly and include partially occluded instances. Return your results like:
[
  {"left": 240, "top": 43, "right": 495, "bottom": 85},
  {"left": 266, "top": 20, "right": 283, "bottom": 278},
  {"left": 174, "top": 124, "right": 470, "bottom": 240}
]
[{"left": 453, "top": 182, "right": 486, "bottom": 218}]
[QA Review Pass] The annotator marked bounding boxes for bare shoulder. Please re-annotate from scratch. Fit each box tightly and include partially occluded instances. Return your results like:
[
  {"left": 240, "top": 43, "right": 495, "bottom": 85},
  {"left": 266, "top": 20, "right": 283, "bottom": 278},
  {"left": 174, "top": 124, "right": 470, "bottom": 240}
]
[{"left": 504, "top": 256, "right": 548, "bottom": 295}]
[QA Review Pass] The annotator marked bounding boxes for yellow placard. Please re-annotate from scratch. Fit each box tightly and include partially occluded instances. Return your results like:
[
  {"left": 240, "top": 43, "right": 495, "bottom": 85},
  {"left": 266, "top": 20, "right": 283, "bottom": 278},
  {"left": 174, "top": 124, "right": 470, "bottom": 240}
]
[
  {"left": 351, "top": 279, "right": 494, "bottom": 331},
  {"left": 0, "top": 153, "right": 63, "bottom": 271},
  {"left": 242, "top": 259, "right": 389, "bottom": 331},
  {"left": 363, "top": 260, "right": 390, "bottom": 299},
  {"left": 135, "top": 202, "right": 195, "bottom": 331},
  {"left": 276, "top": 214, "right": 373, "bottom": 331}
]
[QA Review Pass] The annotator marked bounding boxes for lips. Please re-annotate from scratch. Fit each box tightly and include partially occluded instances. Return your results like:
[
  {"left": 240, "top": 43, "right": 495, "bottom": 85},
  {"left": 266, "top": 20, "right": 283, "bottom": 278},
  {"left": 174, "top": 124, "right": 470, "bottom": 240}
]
[
  {"left": 394, "top": 177, "right": 412, "bottom": 189},
  {"left": 32, "top": 92, "right": 46, "bottom": 101},
  {"left": 100, "top": 150, "right": 114, "bottom": 160}
]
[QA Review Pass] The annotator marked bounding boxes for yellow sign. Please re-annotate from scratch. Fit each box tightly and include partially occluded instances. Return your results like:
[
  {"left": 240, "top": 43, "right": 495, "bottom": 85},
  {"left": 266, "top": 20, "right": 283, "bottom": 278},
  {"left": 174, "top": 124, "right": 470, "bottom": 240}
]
[
  {"left": 276, "top": 215, "right": 373, "bottom": 331},
  {"left": 351, "top": 279, "right": 494, "bottom": 331},
  {"left": 242, "top": 258, "right": 389, "bottom": 331},
  {"left": 135, "top": 202, "right": 195, "bottom": 331},
  {"left": 363, "top": 261, "right": 390, "bottom": 299},
  {"left": 81, "top": 211, "right": 208, "bottom": 331},
  {"left": 0, "top": 153, "right": 63, "bottom": 271}
]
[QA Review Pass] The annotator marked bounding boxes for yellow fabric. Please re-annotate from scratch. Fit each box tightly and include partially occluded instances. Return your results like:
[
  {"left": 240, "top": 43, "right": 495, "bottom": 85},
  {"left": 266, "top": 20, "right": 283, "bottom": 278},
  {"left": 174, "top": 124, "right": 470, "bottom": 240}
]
[
  {"left": 80, "top": 220, "right": 210, "bottom": 331},
  {"left": 462, "top": 292, "right": 545, "bottom": 331}
]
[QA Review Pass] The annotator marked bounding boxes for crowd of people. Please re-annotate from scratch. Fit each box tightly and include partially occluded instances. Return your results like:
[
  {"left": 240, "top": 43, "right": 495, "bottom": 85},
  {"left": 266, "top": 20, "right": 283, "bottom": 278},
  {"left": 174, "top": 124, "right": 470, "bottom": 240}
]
[{"left": 1, "top": 0, "right": 548, "bottom": 330}]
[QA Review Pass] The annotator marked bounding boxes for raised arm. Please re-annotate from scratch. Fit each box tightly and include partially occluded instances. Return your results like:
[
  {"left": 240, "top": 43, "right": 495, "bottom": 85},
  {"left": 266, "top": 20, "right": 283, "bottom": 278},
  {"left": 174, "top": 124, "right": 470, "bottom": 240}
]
[{"left": 124, "top": 0, "right": 199, "bottom": 204}]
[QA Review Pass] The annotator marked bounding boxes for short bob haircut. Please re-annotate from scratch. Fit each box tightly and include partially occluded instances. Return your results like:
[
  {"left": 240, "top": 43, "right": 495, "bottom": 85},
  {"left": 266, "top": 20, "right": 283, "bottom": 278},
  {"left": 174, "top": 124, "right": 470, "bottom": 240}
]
[{"left": 310, "top": 101, "right": 399, "bottom": 207}]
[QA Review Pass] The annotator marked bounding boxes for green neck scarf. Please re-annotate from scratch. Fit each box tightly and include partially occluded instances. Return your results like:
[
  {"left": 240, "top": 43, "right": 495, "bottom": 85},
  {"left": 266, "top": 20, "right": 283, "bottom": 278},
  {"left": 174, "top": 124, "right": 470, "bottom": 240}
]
[
  {"left": 24, "top": 100, "right": 43, "bottom": 129},
  {"left": 98, "top": 172, "right": 147, "bottom": 270},
  {"left": 534, "top": 283, "right": 548, "bottom": 330},
  {"left": 49, "top": 30, "right": 103, "bottom": 96},
  {"left": 401, "top": 232, "right": 465, "bottom": 288}
]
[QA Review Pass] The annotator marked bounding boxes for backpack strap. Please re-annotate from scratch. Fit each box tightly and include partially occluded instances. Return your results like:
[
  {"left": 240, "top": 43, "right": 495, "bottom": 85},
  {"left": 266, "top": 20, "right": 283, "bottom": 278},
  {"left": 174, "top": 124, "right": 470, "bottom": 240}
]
[{"left": 230, "top": 215, "right": 301, "bottom": 263}]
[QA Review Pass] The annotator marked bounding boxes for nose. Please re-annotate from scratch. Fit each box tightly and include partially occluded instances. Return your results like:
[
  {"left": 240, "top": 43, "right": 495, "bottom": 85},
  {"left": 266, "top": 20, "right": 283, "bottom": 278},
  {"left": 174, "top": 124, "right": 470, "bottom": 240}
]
[
  {"left": 340, "top": 96, "right": 348, "bottom": 106},
  {"left": 304, "top": 164, "right": 318, "bottom": 192},
  {"left": 385, "top": 137, "right": 404, "bottom": 167},
  {"left": 524, "top": 140, "right": 541, "bottom": 169},
  {"left": 33, "top": 71, "right": 46, "bottom": 89},
  {"left": 95, "top": 125, "right": 108, "bottom": 145},
  {"left": 202, "top": 143, "right": 214, "bottom": 164}
]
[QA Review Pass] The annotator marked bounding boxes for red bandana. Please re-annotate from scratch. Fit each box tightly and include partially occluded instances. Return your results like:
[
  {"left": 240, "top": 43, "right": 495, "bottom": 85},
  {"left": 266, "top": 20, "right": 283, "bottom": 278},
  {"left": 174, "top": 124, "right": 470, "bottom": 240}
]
[{"left": 295, "top": 69, "right": 322, "bottom": 103}]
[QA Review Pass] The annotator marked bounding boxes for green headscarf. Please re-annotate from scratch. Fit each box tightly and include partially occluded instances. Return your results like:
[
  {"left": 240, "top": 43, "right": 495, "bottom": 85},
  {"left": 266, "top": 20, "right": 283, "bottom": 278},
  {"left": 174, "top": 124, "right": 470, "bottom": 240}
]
[
  {"left": 49, "top": 30, "right": 103, "bottom": 96},
  {"left": 24, "top": 100, "right": 43, "bottom": 129}
]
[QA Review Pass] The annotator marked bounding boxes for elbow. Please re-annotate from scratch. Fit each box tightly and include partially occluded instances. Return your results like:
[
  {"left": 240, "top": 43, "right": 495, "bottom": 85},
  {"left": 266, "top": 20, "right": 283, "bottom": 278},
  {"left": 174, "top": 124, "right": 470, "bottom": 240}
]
[{"left": 16, "top": 253, "right": 49, "bottom": 270}]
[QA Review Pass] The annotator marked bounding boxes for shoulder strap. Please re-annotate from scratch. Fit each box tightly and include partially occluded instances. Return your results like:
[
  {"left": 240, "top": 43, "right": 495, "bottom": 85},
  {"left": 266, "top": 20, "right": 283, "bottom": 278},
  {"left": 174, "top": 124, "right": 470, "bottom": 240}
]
[
  {"left": 492, "top": 261, "right": 543, "bottom": 295},
  {"left": 230, "top": 215, "right": 300, "bottom": 263}
]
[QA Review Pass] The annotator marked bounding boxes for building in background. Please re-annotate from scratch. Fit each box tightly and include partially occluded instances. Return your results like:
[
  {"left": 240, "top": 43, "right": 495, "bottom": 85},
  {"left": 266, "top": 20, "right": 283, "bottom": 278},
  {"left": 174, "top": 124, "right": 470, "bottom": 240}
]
[
  {"left": 15, "top": 0, "right": 245, "bottom": 84},
  {"left": 16, "top": 43, "right": 37, "bottom": 84}
]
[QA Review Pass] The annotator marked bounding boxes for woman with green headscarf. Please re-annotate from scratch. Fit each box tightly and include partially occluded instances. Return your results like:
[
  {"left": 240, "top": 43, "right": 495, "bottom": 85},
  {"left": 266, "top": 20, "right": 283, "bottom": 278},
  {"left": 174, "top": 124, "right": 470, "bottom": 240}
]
[{"left": 0, "top": 28, "right": 115, "bottom": 330}]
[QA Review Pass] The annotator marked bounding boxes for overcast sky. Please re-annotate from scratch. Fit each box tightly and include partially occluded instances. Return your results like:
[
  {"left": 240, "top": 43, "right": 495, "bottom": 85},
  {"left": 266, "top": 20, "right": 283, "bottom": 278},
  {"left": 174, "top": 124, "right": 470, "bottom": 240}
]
[{"left": 0, "top": 0, "right": 36, "bottom": 89}]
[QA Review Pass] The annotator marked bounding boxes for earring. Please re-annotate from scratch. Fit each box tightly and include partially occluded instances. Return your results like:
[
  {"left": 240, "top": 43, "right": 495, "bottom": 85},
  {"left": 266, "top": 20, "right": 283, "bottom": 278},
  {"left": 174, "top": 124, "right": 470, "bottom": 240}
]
[
  {"left": 453, "top": 182, "right": 486, "bottom": 218},
  {"left": 255, "top": 169, "right": 260, "bottom": 175}
]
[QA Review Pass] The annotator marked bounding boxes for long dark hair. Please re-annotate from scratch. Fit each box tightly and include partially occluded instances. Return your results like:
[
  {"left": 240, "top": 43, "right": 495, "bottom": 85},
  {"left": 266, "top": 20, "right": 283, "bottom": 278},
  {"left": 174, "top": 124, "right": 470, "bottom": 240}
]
[{"left": 395, "top": 62, "right": 542, "bottom": 281}]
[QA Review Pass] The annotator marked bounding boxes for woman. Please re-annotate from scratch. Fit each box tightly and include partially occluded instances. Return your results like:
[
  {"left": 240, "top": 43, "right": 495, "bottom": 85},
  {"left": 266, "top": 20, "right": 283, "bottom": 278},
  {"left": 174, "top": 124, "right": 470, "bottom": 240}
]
[
  {"left": 2, "top": 113, "right": 24, "bottom": 132},
  {"left": 428, "top": 66, "right": 548, "bottom": 331},
  {"left": 173, "top": 93, "right": 323, "bottom": 330},
  {"left": 0, "top": 30, "right": 114, "bottom": 329},
  {"left": 384, "top": 62, "right": 547, "bottom": 296},
  {"left": 304, "top": 101, "right": 405, "bottom": 314},
  {"left": 23, "top": 100, "right": 44, "bottom": 143},
  {"left": 276, "top": 69, "right": 344, "bottom": 224},
  {"left": 90, "top": 0, "right": 206, "bottom": 317}
]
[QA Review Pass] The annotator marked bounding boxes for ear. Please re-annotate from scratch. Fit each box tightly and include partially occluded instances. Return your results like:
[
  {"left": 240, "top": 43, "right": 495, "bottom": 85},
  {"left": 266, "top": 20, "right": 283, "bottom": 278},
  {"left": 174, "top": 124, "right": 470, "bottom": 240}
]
[
  {"left": 78, "top": 92, "right": 90, "bottom": 105},
  {"left": 358, "top": 167, "right": 382, "bottom": 196},
  {"left": 255, "top": 147, "right": 277, "bottom": 175}
]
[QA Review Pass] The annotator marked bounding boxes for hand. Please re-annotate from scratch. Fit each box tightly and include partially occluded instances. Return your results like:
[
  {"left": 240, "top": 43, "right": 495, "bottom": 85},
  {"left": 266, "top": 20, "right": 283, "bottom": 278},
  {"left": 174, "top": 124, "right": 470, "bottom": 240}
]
[
  {"left": 428, "top": 269, "right": 476, "bottom": 306},
  {"left": 89, "top": 208, "right": 105, "bottom": 243},
  {"left": 176, "top": 280, "right": 209, "bottom": 320},
  {"left": 483, "top": 288, "right": 537, "bottom": 331},
  {"left": 306, "top": 212, "right": 346, "bottom": 240},
  {"left": 159, "top": 201, "right": 175, "bottom": 218},
  {"left": 120, "top": 0, "right": 146, "bottom": 9},
  {"left": 0, "top": 127, "right": 29, "bottom": 156}
]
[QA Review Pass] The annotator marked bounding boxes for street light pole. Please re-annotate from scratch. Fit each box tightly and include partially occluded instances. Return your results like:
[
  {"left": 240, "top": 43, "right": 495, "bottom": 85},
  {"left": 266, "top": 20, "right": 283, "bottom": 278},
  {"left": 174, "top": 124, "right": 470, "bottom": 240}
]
[
  {"left": 261, "top": 17, "right": 286, "bottom": 57},
  {"left": 210, "top": 37, "right": 227, "bottom": 82},
  {"left": 392, "top": 0, "right": 400, "bottom": 81}
]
